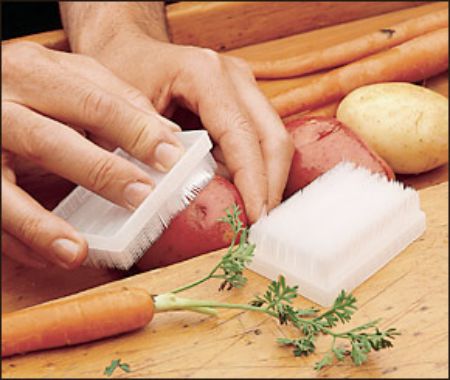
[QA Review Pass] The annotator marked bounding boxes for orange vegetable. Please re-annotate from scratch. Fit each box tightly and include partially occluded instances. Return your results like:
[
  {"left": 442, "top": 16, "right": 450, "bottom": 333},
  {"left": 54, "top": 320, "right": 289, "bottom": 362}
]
[
  {"left": 271, "top": 27, "right": 449, "bottom": 117},
  {"left": 250, "top": 9, "right": 448, "bottom": 79},
  {"left": 1, "top": 287, "right": 154, "bottom": 357}
]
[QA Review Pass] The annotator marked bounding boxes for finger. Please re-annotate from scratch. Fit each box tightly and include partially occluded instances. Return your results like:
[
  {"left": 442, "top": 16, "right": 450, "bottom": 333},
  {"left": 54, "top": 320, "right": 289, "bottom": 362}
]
[
  {"left": 2, "top": 231, "right": 49, "bottom": 269},
  {"left": 205, "top": 99, "right": 267, "bottom": 223},
  {"left": 1, "top": 178, "right": 88, "bottom": 269},
  {"left": 215, "top": 162, "right": 232, "bottom": 180},
  {"left": 3, "top": 102, "right": 155, "bottom": 210},
  {"left": 87, "top": 134, "right": 118, "bottom": 152},
  {"left": 56, "top": 52, "right": 181, "bottom": 133},
  {"left": 226, "top": 59, "right": 294, "bottom": 210},
  {"left": 175, "top": 55, "right": 268, "bottom": 222},
  {"left": 212, "top": 145, "right": 226, "bottom": 164},
  {"left": 6, "top": 44, "right": 183, "bottom": 172},
  {"left": 2, "top": 151, "right": 16, "bottom": 183}
]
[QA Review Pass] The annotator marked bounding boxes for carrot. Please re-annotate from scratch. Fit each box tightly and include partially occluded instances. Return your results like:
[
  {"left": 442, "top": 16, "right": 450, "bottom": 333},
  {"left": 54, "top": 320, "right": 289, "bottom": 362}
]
[
  {"left": 271, "top": 27, "right": 449, "bottom": 118},
  {"left": 1, "top": 287, "right": 154, "bottom": 357},
  {"left": 250, "top": 9, "right": 448, "bottom": 79}
]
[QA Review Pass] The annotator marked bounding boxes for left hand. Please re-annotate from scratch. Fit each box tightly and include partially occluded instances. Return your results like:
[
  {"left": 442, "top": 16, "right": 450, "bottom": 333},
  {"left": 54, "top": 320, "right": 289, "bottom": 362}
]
[{"left": 78, "top": 32, "right": 294, "bottom": 223}]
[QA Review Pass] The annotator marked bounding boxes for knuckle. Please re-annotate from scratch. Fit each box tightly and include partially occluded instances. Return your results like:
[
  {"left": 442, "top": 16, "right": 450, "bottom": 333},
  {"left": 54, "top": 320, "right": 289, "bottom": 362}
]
[
  {"left": 18, "top": 215, "right": 42, "bottom": 247},
  {"left": 217, "top": 118, "right": 255, "bottom": 149},
  {"left": 1, "top": 102, "right": 16, "bottom": 128},
  {"left": 3, "top": 41, "right": 46, "bottom": 74},
  {"left": 4, "top": 109, "right": 58, "bottom": 163},
  {"left": 229, "top": 56, "right": 253, "bottom": 75},
  {"left": 276, "top": 130, "right": 294, "bottom": 150},
  {"left": 123, "top": 88, "right": 152, "bottom": 110},
  {"left": 79, "top": 89, "right": 116, "bottom": 131},
  {"left": 127, "top": 117, "right": 165, "bottom": 157},
  {"left": 230, "top": 113, "right": 254, "bottom": 135},
  {"left": 79, "top": 54, "right": 99, "bottom": 67},
  {"left": 126, "top": 120, "right": 149, "bottom": 154},
  {"left": 86, "top": 155, "right": 118, "bottom": 193},
  {"left": 3, "top": 41, "right": 44, "bottom": 59},
  {"left": 20, "top": 122, "right": 59, "bottom": 163},
  {"left": 197, "top": 48, "right": 224, "bottom": 72}
]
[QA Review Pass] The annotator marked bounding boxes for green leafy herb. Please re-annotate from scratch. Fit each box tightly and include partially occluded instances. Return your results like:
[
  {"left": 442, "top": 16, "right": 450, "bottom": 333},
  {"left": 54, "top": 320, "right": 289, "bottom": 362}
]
[
  {"left": 158, "top": 204, "right": 399, "bottom": 371},
  {"left": 278, "top": 336, "right": 316, "bottom": 357},
  {"left": 314, "top": 290, "right": 357, "bottom": 328},
  {"left": 251, "top": 278, "right": 399, "bottom": 371},
  {"left": 314, "top": 353, "right": 333, "bottom": 371},
  {"left": 104, "top": 359, "right": 131, "bottom": 377}
]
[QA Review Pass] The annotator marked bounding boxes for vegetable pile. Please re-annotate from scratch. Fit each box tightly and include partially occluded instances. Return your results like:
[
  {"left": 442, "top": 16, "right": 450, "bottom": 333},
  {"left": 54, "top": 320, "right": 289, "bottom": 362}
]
[
  {"left": 245, "top": 8, "right": 448, "bottom": 118},
  {"left": 1, "top": 205, "right": 399, "bottom": 372},
  {"left": 250, "top": 9, "right": 448, "bottom": 79}
]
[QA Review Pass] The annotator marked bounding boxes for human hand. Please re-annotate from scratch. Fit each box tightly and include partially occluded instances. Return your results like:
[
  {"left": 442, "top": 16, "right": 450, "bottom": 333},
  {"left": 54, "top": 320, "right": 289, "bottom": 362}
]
[
  {"left": 78, "top": 32, "right": 294, "bottom": 223},
  {"left": 2, "top": 41, "right": 184, "bottom": 269}
]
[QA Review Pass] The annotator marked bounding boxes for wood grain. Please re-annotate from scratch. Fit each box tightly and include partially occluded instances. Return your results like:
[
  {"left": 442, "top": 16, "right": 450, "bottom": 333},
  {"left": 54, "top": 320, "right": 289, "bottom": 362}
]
[
  {"left": 167, "top": 1, "right": 427, "bottom": 51},
  {"left": 2, "top": 2, "right": 427, "bottom": 51},
  {"left": 2, "top": 182, "right": 448, "bottom": 378}
]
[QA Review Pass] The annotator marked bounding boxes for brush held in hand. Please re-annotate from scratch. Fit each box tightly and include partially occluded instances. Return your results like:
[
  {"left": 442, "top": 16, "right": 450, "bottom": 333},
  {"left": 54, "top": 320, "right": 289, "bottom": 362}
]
[
  {"left": 248, "top": 162, "right": 426, "bottom": 307},
  {"left": 52, "top": 131, "right": 216, "bottom": 270}
]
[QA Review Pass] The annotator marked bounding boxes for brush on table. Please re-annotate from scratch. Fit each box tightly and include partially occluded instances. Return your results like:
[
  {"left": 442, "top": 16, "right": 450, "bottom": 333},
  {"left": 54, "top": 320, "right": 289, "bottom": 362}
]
[{"left": 248, "top": 162, "right": 426, "bottom": 307}]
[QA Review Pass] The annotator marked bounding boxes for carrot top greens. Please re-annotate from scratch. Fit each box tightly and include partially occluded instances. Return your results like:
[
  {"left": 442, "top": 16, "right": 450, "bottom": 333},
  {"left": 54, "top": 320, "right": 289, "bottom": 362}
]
[{"left": 162, "top": 204, "right": 400, "bottom": 371}]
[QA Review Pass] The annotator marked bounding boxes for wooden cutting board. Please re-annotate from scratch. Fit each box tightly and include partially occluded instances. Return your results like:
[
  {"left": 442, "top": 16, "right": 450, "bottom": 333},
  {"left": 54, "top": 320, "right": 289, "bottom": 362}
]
[{"left": 2, "top": 182, "right": 448, "bottom": 378}]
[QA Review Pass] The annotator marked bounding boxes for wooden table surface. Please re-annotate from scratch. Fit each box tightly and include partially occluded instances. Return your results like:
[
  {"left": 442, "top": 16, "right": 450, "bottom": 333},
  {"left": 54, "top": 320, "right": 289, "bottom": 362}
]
[
  {"left": 2, "top": 182, "right": 448, "bottom": 378},
  {"left": 2, "top": 2, "right": 448, "bottom": 378}
]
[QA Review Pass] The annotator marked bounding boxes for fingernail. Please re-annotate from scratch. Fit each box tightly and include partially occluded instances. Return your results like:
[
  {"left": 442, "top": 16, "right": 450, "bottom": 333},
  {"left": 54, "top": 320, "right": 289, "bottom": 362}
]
[
  {"left": 123, "top": 181, "right": 153, "bottom": 209},
  {"left": 154, "top": 143, "right": 184, "bottom": 172},
  {"left": 259, "top": 203, "right": 268, "bottom": 219},
  {"left": 51, "top": 238, "right": 81, "bottom": 268},
  {"left": 156, "top": 114, "right": 182, "bottom": 132}
]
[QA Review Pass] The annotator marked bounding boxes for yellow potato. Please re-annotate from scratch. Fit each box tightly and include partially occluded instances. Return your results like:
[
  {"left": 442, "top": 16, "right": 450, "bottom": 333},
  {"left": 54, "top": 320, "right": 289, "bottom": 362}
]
[{"left": 336, "top": 83, "right": 448, "bottom": 174}]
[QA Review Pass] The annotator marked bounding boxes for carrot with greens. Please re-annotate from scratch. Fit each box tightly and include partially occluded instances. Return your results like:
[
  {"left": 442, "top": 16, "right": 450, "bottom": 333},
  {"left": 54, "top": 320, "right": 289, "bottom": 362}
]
[
  {"left": 250, "top": 8, "right": 448, "bottom": 79},
  {"left": 1, "top": 206, "right": 399, "bottom": 371},
  {"left": 271, "top": 27, "right": 449, "bottom": 117},
  {"left": 1, "top": 286, "right": 224, "bottom": 358},
  {"left": 1, "top": 288, "right": 154, "bottom": 357}
]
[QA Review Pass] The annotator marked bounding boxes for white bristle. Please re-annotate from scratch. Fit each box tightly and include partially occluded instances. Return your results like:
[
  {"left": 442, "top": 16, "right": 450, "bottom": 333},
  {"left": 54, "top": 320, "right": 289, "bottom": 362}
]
[
  {"left": 53, "top": 131, "right": 216, "bottom": 270},
  {"left": 248, "top": 162, "right": 426, "bottom": 307}
]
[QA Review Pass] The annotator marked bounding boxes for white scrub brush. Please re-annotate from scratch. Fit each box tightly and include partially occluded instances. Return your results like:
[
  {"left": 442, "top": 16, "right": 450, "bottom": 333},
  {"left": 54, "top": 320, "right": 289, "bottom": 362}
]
[
  {"left": 52, "top": 130, "right": 216, "bottom": 270},
  {"left": 248, "top": 162, "right": 426, "bottom": 307}
]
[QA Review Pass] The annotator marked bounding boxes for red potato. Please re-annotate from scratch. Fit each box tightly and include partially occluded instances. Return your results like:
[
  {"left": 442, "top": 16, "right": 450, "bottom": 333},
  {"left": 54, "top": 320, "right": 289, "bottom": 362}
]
[
  {"left": 284, "top": 116, "right": 394, "bottom": 198},
  {"left": 137, "top": 176, "right": 247, "bottom": 271}
]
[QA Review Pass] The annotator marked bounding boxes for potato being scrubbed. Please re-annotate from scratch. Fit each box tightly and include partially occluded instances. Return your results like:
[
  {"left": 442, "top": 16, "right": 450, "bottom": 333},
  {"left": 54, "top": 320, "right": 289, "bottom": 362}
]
[
  {"left": 336, "top": 83, "right": 449, "bottom": 174},
  {"left": 137, "top": 176, "right": 247, "bottom": 271},
  {"left": 284, "top": 116, "right": 394, "bottom": 198}
]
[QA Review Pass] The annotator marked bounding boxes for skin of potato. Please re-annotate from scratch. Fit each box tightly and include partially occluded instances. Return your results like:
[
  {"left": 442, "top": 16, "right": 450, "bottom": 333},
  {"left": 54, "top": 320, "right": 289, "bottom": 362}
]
[
  {"left": 137, "top": 176, "right": 247, "bottom": 271},
  {"left": 336, "top": 83, "right": 449, "bottom": 174},
  {"left": 284, "top": 116, "right": 394, "bottom": 198}
]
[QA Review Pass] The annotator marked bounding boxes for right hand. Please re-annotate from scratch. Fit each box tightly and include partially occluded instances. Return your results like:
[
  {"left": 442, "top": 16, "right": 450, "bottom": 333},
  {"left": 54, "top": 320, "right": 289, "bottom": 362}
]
[{"left": 1, "top": 41, "right": 184, "bottom": 269}]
